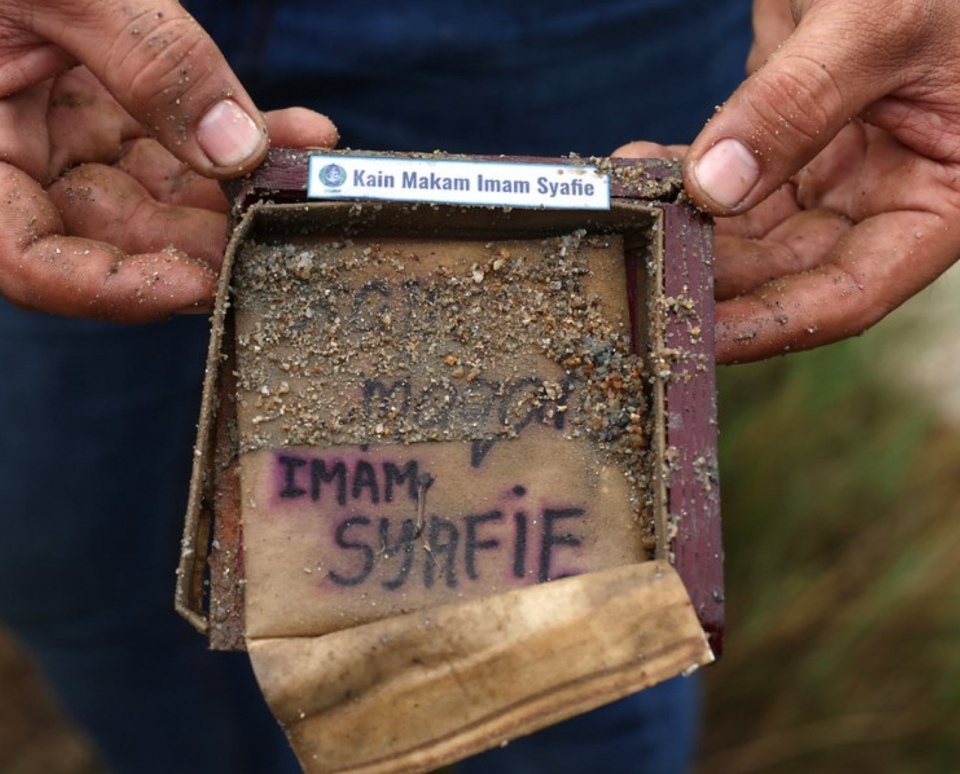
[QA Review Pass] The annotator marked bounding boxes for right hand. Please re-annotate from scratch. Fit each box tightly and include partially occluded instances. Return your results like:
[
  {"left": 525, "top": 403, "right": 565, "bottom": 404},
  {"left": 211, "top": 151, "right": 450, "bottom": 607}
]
[
  {"left": 621, "top": 0, "right": 960, "bottom": 365},
  {"left": 0, "top": 0, "right": 338, "bottom": 321},
  {"left": 683, "top": 0, "right": 960, "bottom": 363}
]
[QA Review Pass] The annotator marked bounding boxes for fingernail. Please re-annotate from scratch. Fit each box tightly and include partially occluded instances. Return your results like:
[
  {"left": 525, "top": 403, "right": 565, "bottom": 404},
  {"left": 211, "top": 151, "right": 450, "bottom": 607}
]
[
  {"left": 197, "top": 99, "right": 265, "bottom": 168},
  {"left": 692, "top": 138, "right": 759, "bottom": 210}
]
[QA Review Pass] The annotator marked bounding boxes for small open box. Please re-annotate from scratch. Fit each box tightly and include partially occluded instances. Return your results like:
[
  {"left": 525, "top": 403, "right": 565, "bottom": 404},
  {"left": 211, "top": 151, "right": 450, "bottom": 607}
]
[{"left": 176, "top": 150, "right": 721, "bottom": 774}]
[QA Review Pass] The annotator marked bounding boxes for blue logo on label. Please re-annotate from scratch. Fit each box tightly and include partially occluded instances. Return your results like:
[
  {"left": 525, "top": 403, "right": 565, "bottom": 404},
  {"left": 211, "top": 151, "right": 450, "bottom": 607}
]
[{"left": 318, "top": 163, "right": 347, "bottom": 188}]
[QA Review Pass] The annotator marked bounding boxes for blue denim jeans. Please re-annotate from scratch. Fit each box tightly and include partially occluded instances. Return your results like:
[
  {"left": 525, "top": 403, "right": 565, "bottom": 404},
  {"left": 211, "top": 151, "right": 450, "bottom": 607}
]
[{"left": 0, "top": 2, "right": 748, "bottom": 772}]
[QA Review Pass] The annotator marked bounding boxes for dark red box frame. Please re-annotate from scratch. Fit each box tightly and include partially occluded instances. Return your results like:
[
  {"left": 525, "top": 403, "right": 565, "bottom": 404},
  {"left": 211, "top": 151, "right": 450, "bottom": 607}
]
[{"left": 176, "top": 149, "right": 723, "bottom": 654}]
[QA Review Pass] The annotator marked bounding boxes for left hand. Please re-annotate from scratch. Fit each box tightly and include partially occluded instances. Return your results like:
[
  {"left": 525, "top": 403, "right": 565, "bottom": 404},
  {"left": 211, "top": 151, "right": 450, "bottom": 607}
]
[
  {"left": 0, "top": 66, "right": 336, "bottom": 320},
  {"left": 622, "top": 0, "right": 960, "bottom": 364}
]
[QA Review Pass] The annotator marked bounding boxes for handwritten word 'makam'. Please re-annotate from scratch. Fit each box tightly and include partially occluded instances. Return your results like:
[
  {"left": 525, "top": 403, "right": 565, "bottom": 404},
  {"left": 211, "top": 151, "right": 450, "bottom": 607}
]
[{"left": 363, "top": 376, "right": 576, "bottom": 443}]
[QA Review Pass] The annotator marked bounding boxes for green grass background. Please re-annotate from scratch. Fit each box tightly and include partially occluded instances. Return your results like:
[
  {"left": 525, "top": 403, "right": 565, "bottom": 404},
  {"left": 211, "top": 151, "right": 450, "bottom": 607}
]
[{"left": 697, "top": 311, "right": 960, "bottom": 773}]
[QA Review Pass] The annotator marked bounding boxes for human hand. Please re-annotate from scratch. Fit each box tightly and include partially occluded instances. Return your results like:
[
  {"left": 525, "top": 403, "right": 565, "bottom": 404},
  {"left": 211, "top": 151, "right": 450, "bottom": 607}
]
[
  {"left": 0, "top": 0, "right": 337, "bottom": 321},
  {"left": 629, "top": 0, "right": 960, "bottom": 363}
]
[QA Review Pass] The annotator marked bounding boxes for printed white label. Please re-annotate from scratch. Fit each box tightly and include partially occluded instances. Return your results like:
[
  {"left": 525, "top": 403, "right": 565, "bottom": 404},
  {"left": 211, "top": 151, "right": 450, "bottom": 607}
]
[{"left": 307, "top": 155, "right": 611, "bottom": 210}]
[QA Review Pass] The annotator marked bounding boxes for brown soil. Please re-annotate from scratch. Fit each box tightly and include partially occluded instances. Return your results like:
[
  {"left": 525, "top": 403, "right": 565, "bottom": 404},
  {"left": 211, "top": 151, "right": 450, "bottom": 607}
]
[{"left": 0, "top": 628, "right": 102, "bottom": 774}]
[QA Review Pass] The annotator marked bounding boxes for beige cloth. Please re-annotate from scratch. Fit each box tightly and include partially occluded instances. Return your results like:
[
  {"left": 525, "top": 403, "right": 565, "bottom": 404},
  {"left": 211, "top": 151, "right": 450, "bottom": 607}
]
[{"left": 249, "top": 561, "right": 711, "bottom": 774}]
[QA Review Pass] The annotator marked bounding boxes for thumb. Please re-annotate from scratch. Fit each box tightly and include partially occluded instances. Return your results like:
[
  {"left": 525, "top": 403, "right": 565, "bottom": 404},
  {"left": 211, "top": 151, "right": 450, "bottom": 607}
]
[
  {"left": 35, "top": 0, "right": 269, "bottom": 177},
  {"left": 684, "top": 0, "right": 905, "bottom": 214}
]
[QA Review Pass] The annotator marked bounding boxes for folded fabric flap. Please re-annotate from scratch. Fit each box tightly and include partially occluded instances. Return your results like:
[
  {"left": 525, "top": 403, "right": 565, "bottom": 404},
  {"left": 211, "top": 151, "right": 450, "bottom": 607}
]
[{"left": 248, "top": 560, "right": 712, "bottom": 774}]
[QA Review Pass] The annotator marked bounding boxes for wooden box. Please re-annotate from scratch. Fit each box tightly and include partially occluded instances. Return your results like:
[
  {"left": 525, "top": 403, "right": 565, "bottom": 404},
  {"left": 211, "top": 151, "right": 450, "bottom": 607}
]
[{"left": 176, "top": 150, "right": 721, "bottom": 774}]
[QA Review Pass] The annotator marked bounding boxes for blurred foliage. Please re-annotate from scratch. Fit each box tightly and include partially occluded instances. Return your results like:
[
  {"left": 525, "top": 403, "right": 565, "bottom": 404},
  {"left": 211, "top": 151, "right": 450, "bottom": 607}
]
[{"left": 698, "top": 328, "right": 960, "bottom": 774}]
